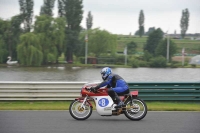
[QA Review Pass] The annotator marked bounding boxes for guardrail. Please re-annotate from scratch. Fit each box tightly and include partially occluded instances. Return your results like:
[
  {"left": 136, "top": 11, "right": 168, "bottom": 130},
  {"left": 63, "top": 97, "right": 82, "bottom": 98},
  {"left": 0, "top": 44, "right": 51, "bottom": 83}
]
[
  {"left": 0, "top": 82, "right": 86, "bottom": 101},
  {"left": 0, "top": 82, "right": 199, "bottom": 101},
  {"left": 129, "top": 82, "right": 200, "bottom": 101}
]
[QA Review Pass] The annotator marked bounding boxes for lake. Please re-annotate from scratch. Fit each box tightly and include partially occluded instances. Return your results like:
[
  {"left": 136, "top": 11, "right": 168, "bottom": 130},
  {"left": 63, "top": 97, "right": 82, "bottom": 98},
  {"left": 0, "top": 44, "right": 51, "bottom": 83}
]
[{"left": 0, "top": 66, "right": 199, "bottom": 82}]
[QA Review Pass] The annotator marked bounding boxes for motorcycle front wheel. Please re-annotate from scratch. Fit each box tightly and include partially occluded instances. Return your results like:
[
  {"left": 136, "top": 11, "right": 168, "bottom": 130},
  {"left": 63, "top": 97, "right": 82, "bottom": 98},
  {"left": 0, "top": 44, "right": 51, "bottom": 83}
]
[
  {"left": 124, "top": 98, "right": 147, "bottom": 121},
  {"left": 69, "top": 100, "right": 92, "bottom": 120}
]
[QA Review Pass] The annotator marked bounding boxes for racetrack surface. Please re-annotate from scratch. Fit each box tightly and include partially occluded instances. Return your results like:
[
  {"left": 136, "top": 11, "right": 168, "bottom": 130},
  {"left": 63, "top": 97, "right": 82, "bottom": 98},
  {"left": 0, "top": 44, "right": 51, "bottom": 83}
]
[{"left": 0, "top": 111, "right": 199, "bottom": 133}]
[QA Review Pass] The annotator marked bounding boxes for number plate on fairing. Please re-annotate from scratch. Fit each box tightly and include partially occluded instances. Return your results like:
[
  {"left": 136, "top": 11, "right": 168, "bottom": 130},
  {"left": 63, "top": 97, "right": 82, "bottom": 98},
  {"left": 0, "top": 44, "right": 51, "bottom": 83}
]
[{"left": 98, "top": 98, "right": 109, "bottom": 107}]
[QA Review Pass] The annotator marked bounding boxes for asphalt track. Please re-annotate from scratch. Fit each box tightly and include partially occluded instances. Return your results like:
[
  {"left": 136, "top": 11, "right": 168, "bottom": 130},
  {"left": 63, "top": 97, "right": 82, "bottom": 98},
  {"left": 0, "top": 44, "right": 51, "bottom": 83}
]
[{"left": 0, "top": 111, "right": 200, "bottom": 133}]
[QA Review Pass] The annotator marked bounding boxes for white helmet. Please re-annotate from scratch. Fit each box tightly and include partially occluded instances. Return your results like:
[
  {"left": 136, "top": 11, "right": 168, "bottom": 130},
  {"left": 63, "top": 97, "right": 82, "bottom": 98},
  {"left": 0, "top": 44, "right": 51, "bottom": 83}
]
[{"left": 100, "top": 67, "right": 112, "bottom": 80}]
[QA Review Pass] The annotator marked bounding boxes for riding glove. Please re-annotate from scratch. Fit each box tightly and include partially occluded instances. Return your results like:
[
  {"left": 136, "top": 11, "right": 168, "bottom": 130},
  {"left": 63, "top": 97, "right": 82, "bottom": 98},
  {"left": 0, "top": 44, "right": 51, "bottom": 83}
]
[{"left": 90, "top": 87, "right": 97, "bottom": 93}]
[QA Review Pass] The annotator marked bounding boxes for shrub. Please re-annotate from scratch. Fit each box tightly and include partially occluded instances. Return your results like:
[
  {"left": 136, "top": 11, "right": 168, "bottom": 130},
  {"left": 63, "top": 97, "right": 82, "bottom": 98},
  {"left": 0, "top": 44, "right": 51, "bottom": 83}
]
[
  {"left": 131, "top": 59, "right": 139, "bottom": 68},
  {"left": 115, "top": 55, "right": 125, "bottom": 65},
  {"left": 170, "top": 61, "right": 180, "bottom": 68},
  {"left": 139, "top": 60, "right": 149, "bottom": 67},
  {"left": 79, "top": 57, "right": 85, "bottom": 64},
  {"left": 128, "top": 57, "right": 139, "bottom": 68},
  {"left": 149, "top": 56, "right": 167, "bottom": 67},
  {"left": 191, "top": 64, "right": 196, "bottom": 68}
]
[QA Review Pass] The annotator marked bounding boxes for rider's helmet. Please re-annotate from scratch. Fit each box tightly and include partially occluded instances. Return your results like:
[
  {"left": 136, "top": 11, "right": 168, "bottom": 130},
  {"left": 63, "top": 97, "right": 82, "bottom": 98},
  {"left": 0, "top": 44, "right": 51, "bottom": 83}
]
[{"left": 100, "top": 67, "right": 112, "bottom": 80}]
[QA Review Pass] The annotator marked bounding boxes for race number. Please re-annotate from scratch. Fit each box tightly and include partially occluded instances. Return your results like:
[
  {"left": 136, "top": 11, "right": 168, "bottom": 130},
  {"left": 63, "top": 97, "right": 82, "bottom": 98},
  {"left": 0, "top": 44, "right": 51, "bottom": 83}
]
[{"left": 98, "top": 98, "right": 109, "bottom": 107}]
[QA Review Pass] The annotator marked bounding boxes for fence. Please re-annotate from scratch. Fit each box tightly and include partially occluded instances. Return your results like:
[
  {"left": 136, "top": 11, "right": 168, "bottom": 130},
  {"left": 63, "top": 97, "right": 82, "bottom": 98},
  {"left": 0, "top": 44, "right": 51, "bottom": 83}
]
[
  {"left": 0, "top": 82, "right": 85, "bottom": 101},
  {"left": 129, "top": 82, "right": 200, "bottom": 101},
  {"left": 0, "top": 82, "right": 199, "bottom": 101}
]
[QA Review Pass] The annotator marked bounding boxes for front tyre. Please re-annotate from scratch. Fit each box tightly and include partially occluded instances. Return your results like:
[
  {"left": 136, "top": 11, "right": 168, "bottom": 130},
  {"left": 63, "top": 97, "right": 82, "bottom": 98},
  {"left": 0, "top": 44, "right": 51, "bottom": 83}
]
[
  {"left": 69, "top": 100, "right": 92, "bottom": 120},
  {"left": 124, "top": 98, "right": 147, "bottom": 121}
]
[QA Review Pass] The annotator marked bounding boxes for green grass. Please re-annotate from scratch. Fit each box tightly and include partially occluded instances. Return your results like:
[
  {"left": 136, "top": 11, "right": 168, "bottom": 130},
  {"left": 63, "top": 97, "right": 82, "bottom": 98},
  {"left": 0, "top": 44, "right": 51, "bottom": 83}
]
[
  {"left": 0, "top": 101, "right": 70, "bottom": 110},
  {"left": 117, "top": 35, "right": 200, "bottom": 54},
  {"left": 0, "top": 101, "right": 199, "bottom": 111},
  {"left": 147, "top": 102, "right": 200, "bottom": 111}
]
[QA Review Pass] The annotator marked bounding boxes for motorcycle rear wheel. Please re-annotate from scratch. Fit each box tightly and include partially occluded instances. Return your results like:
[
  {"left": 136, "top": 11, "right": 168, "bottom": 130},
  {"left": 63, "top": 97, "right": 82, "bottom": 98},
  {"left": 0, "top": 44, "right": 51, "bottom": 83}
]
[
  {"left": 124, "top": 97, "right": 147, "bottom": 121},
  {"left": 69, "top": 100, "right": 92, "bottom": 120}
]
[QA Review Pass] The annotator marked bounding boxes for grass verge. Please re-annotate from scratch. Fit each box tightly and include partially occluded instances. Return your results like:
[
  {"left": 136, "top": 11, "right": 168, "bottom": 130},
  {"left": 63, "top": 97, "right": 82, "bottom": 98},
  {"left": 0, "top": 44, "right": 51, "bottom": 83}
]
[
  {"left": 147, "top": 102, "right": 200, "bottom": 111},
  {"left": 0, "top": 101, "right": 199, "bottom": 111}
]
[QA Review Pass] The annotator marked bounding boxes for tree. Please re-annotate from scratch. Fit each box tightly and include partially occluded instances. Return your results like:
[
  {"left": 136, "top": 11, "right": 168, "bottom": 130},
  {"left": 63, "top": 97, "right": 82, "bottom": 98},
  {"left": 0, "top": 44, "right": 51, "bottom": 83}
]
[
  {"left": 79, "top": 29, "right": 117, "bottom": 57},
  {"left": 145, "top": 27, "right": 155, "bottom": 35},
  {"left": 144, "top": 28, "right": 163, "bottom": 56},
  {"left": 40, "top": 0, "right": 55, "bottom": 16},
  {"left": 19, "top": 0, "right": 34, "bottom": 32},
  {"left": 134, "top": 30, "right": 139, "bottom": 35},
  {"left": 8, "top": 15, "right": 23, "bottom": 59},
  {"left": 0, "top": 36, "right": 8, "bottom": 63},
  {"left": 17, "top": 33, "right": 43, "bottom": 66},
  {"left": 138, "top": 10, "right": 145, "bottom": 37},
  {"left": 174, "top": 30, "right": 176, "bottom": 35},
  {"left": 143, "top": 50, "right": 153, "bottom": 62},
  {"left": 0, "top": 16, "right": 22, "bottom": 61},
  {"left": 180, "top": 8, "right": 189, "bottom": 39},
  {"left": 34, "top": 15, "right": 66, "bottom": 64},
  {"left": 126, "top": 41, "right": 137, "bottom": 55},
  {"left": 89, "top": 29, "right": 117, "bottom": 57},
  {"left": 155, "top": 39, "right": 177, "bottom": 61},
  {"left": 0, "top": 19, "right": 10, "bottom": 62},
  {"left": 58, "top": 0, "right": 65, "bottom": 17},
  {"left": 86, "top": 11, "right": 93, "bottom": 30},
  {"left": 58, "top": 0, "right": 83, "bottom": 63}
]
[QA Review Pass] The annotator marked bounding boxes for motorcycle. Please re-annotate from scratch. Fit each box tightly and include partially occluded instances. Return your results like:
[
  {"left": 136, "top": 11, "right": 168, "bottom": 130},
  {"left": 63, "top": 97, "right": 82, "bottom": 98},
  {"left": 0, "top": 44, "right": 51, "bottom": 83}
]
[{"left": 69, "top": 82, "right": 147, "bottom": 121}]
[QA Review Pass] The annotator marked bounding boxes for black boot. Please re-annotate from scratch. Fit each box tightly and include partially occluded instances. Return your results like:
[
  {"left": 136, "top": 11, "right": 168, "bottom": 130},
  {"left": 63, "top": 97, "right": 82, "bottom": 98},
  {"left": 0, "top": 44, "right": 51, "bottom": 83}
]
[
  {"left": 108, "top": 88, "right": 124, "bottom": 108},
  {"left": 113, "top": 91, "right": 124, "bottom": 108},
  {"left": 115, "top": 101, "right": 124, "bottom": 108}
]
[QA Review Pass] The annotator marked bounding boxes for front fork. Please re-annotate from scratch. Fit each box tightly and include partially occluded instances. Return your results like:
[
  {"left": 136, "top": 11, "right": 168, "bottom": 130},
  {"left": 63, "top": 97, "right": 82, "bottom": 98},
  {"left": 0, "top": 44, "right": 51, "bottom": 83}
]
[{"left": 80, "top": 95, "right": 88, "bottom": 109}]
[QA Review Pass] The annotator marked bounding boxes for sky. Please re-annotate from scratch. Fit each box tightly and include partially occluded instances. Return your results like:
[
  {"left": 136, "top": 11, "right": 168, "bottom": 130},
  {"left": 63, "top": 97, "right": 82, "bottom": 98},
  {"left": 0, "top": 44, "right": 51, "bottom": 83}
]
[{"left": 0, "top": 0, "right": 199, "bottom": 35}]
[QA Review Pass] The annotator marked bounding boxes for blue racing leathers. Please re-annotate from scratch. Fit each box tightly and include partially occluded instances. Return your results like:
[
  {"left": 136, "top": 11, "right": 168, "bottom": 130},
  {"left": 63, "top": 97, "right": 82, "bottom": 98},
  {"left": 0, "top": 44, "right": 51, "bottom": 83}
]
[{"left": 95, "top": 73, "right": 129, "bottom": 94}]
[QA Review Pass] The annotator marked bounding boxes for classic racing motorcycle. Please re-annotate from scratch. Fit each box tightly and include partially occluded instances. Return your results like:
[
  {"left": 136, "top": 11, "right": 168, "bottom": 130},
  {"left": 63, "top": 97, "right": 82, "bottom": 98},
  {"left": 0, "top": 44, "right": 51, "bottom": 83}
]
[{"left": 69, "top": 82, "right": 147, "bottom": 121}]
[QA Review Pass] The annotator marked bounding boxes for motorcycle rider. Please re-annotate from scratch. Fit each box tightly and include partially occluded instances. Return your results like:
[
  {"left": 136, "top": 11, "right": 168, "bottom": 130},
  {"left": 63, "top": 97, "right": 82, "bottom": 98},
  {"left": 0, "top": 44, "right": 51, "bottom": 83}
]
[{"left": 90, "top": 67, "right": 130, "bottom": 108}]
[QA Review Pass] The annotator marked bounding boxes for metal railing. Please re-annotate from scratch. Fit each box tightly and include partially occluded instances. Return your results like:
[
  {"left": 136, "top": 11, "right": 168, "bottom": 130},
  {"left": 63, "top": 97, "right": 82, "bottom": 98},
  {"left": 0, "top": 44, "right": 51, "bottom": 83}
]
[
  {"left": 0, "top": 82, "right": 199, "bottom": 101},
  {"left": 128, "top": 82, "right": 200, "bottom": 101},
  {"left": 0, "top": 82, "right": 86, "bottom": 101}
]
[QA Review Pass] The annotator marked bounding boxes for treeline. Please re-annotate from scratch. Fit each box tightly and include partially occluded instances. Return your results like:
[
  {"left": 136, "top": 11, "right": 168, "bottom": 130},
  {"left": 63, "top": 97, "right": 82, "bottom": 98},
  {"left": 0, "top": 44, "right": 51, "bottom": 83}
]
[
  {"left": 0, "top": 0, "right": 187, "bottom": 67},
  {"left": 135, "top": 9, "right": 190, "bottom": 39},
  {"left": 0, "top": 0, "right": 118, "bottom": 66},
  {"left": 0, "top": 0, "right": 81, "bottom": 65}
]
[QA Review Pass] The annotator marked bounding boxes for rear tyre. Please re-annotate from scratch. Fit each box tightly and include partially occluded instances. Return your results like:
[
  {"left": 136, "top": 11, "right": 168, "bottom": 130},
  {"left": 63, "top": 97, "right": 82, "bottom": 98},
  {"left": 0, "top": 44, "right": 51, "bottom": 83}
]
[
  {"left": 124, "top": 97, "right": 147, "bottom": 121},
  {"left": 69, "top": 100, "right": 92, "bottom": 120}
]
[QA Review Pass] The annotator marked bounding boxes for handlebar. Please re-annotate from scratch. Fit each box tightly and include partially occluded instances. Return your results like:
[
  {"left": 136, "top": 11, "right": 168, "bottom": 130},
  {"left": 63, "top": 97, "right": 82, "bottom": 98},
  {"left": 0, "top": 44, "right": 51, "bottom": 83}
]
[
  {"left": 86, "top": 87, "right": 99, "bottom": 93},
  {"left": 86, "top": 87, "right": 92, "bottom": 92}
]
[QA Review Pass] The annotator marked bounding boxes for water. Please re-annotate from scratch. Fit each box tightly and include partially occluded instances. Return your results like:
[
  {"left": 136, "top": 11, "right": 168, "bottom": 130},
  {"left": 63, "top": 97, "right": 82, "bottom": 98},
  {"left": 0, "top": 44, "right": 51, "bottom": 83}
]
[{"left": 0, "top": 66, "right": 200, "bottom": 82}]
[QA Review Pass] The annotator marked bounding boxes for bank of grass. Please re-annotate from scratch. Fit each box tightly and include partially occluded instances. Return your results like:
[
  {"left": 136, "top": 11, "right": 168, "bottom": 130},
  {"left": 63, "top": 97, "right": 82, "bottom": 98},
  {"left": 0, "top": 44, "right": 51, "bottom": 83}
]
[
  {"left": 147, "top": 102, "right": 200, "bottom": 111},
  {"left": 0, "top": 101, "right": 199, "bottom": 111},
  {"left": 117, "top": 35, "right": 200, "bottom": 54}
]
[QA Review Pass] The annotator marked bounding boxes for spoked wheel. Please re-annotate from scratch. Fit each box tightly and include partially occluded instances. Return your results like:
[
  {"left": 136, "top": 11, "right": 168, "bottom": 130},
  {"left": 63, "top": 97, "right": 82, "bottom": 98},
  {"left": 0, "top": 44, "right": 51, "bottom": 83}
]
[
  {"left": 124, "top": 98, "right": 147, "bottom": 121},
  {"left": 69, "top": 100, "right": 92, "bottom": 120}
]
